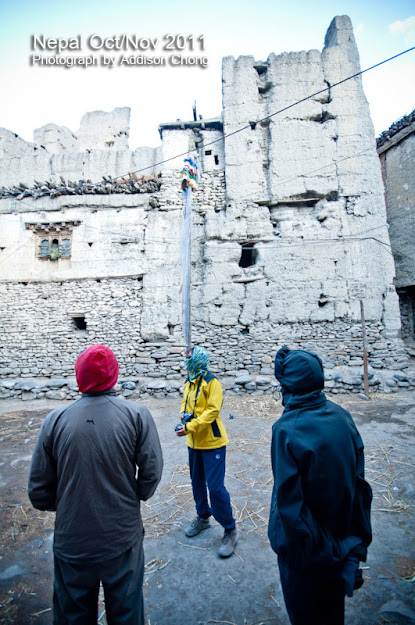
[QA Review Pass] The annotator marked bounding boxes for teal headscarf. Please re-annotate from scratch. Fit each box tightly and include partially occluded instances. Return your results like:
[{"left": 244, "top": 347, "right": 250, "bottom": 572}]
[{"left": 185, "top": 346, "right": 209, "bottom": 382}]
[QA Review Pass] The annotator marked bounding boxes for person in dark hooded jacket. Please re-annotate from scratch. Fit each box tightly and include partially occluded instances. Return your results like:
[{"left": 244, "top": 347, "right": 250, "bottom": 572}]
[
  {"left": 28, "top": 344, "right": 163, "bottom": 625},
  {"left": 268, "top": 346, "right": 372, "bottom": 625}
]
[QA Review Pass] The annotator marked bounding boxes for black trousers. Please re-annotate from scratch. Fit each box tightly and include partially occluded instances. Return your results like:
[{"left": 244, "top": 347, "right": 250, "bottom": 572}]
[
  {"left": 278, "top": 557, "right": 345, "bottom": 625},
  {"left": 53, "top": 540, "right": 144, "bottom": 625}
]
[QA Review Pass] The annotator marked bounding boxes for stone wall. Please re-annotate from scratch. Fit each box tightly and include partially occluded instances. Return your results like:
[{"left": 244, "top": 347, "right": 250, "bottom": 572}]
[
  {"left": 396, "top": 287, "right": 415, "bottom": 345},
  {"left": 0, "top": 15, "right": 410, "bottom": 401},
  {"left": 0, "top": 308, "right": 413, "bottom": 401},
  {"left": 0, "top": 165, "right": 410, "bottom": 399},
  {"left": 377, "top": 111, "right": 415, "bottom": 344},
  {"left": 217, "top": 14, "right": 401, "bottom": 341},
  {"left": 378, "top": 123, "right": 415, "bottom": 290}
]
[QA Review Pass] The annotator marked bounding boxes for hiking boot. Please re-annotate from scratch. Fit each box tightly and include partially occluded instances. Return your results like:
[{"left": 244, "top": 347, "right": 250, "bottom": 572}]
[
  {"left": 184, "top": 516, "right": 210, "bottom": 537},
  {"left": 217, "top": 528, "right": 238, "bottom": 558}
]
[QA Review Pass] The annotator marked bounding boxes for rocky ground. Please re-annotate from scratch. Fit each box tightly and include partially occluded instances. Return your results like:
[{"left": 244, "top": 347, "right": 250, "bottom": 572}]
[{"left": 0, "top": 391, "right": 414, "bottom": 625}]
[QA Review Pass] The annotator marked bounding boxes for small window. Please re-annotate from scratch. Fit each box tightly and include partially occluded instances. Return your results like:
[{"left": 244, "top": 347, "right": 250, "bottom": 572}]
[
  {"left": 214, "top": 155, "right": 219, "bottom": 165},
  {"left": 36, "top": 232, "right": 72, "bottom": 260},
  {"left": 27, "top": 221, "right": 78, "bottom": 260},
  {"left": 205, "top": 150, "right": 212, "bottom": 156},
  {"left": 73, "top": 316, "right": 87, "bottom": 330},
  {"left": 239, "top": 243, "right": 258, "bottom": 268}
]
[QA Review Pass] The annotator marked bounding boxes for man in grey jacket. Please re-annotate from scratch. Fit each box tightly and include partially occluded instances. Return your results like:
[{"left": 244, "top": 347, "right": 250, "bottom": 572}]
[{"left": 29, "top": 344, "right": 163, "bottom": 625}]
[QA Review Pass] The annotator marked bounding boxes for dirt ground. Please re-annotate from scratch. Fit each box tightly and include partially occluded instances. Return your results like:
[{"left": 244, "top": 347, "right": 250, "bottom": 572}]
[{"left": 0, "top": 391, "right": 414, "bottom": 625}]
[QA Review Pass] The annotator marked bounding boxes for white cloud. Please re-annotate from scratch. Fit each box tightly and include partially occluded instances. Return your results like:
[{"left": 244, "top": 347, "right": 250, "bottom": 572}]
[{"left": 389, "top": 16, "right": 415, "bottom": 44}]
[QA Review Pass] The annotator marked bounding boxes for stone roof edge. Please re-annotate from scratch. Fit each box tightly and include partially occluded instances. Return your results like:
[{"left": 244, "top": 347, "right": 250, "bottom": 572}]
[{"left": 376, "top": 108, "right": 415, "bottom": 151}]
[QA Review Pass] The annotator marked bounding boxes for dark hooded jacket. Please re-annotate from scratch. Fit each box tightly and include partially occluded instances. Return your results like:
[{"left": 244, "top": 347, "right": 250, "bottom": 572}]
[
  {"left": 268, "top": 347, "right": 372, "bottom": 578},
  {"left": 29, "top": 352, "right": 163, "bottom": 563}
]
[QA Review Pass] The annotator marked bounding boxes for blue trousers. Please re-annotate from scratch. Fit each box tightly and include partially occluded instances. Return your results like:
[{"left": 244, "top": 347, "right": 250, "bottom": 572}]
[{"left": 188, "top": 446, "right": 235, "bottom": 531}]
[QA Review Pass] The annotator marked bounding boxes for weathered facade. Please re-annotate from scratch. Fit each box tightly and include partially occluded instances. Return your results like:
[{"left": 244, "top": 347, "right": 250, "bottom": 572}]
[
  {"left": 377, "top": 109, "right": 415, "bottom": 345},
  {"left": 0, "top": 15, "right": 412, "bottom": 402}
]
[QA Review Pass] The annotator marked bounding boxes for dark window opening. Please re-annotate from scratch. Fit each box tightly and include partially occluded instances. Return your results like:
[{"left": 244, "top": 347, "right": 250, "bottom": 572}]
[
  {"left": 239, "top": 243, "right": 258, "bottom": 268},
  {"left": 241, "top": 327, "right": 250, "bottom": 335},
  {"left": 96, "top": 279, "right": 101, "bottom": 283},
  {"left": 254, "top": 65, "right": 267, "bottom": 75},
  {"left": 88, "top": 242, "right": 93, "bottom": 247},
  {"left": 326, "top": 190, "right": 339, "bottom": 202},
  {"left": 0, "top": 247, "right": 5, "bottom": 252},
  {"left": 49, "top": 239, "right": 61, "bottom": 260},
  {"left": 258, "top": 83, "right": 272, "bottom": 95},
  {"left": 205, "top": 150, "right": 212, "bottom": 156},
  {"left": 249, "top": 121, "right": 257, "bottom": 130},
  {"left": 318, "top": 294, "right": 329, "bottom": 308},
  {"left": 73, "top": 316, "right": 87, "bottom": 330},
  {"left": 214, "top": 155, "right": 219, "bottom": 165},
  {"left": 397, "top": 286, "right": 415, "bottom": 340}
]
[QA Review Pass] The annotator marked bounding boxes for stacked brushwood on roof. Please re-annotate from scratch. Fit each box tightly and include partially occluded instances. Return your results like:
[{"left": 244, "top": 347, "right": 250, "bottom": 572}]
[
  {"left": 376, "top": 109, "right": 415, "bottom": 149},
  {"left": 0, "top": 173, "right": 162, "bottom": 200}
]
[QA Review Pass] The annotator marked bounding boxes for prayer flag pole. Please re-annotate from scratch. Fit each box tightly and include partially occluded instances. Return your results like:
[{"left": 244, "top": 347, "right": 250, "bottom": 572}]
[
  {"left": 181, "top": 186, "right": 192, "bottom": 350},
  {"left": 180, "top": 153, "right": 199, "bottom": 351}
]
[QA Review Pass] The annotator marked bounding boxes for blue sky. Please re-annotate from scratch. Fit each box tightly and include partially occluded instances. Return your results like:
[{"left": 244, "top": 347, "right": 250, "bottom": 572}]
[{"left": 0, "top": 0, "right": 414, "bottom": 148}]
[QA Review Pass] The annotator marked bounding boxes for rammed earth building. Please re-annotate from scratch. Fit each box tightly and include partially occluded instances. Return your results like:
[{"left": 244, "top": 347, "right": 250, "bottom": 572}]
[{"left": 0, "top": 15, "right": 412, "bottom": 401}]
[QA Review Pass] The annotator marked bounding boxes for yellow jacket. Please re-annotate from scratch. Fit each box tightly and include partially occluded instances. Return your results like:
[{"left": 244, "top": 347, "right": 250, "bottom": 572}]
[{"left": 181, "top": 372, "right": 228, "bottom": 449}]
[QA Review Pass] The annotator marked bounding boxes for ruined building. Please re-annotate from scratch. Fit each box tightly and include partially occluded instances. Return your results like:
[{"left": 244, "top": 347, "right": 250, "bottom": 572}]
[
  {"left": 377, "top": 109, "right": 415, "bottom": 345},
  {"left": 0, "top": 15, "right": 412, "bottom": 401}
]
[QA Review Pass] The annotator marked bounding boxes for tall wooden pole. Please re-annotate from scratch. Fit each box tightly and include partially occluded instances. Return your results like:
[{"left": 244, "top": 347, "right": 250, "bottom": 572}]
[
  {"left": 182, "top": 186, "right": 192, "bottom": 350},
  {"left": 360, "top": 300, "right": 370, "bottom": 399}
]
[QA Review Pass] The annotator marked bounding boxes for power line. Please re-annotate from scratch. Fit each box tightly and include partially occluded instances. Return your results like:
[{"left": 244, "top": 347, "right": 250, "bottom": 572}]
[
  {"left": 0, "top": 230, "right": 396, "bottom": 267},
  {"left": 0, "top": 234, "right": 33, "bottom": 265},
  {"left": 8, "top": 44, "right": 415, "bottom": 200},
  {"left": 2, "top": 46, "right": 413, "bottom": 269}
]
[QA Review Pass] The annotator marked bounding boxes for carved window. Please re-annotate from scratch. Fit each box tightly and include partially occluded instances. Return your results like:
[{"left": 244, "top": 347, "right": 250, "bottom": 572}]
[
  {"left": 36, "top": 234, "right": 68, "bottom": 260},
  {"left": 25, "top": 221, "right": 80, "bottom": 261}
]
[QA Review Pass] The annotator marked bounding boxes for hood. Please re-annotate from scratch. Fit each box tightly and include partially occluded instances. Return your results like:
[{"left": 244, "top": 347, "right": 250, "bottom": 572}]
[
  {"left": 185, "top": 346, "right": 209, "bottom": 382},
  {"left": 75, "top": 344, "right": 119, "bottom": 393},
  {"left": 274, "top": 346, "right": 324, "bottom": 395}
]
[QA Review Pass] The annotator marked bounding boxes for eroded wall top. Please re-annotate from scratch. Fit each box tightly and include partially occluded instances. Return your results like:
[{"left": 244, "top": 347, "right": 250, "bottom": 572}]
[
  {"left": 222, "top": 15, "right": 380, "bottom": 204},
  {"left": 0, "top": 107, "right": 162, "bottom": 190}
]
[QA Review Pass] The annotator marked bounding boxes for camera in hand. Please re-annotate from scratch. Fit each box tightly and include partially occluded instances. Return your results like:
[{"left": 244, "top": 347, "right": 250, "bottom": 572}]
[{"left": 175, "top": 412, "right": 194, "bottom": 431}]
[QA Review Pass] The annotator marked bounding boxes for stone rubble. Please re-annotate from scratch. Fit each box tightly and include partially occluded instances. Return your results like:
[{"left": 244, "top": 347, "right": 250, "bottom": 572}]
[{"left": 1, "top": 366, "right": 414, "bottom": 402}]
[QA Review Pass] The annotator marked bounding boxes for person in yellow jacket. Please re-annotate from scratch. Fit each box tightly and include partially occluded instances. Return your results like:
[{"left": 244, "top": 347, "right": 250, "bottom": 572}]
[{"left": 175, "top": 346, "right": 237, "bottom": 557}]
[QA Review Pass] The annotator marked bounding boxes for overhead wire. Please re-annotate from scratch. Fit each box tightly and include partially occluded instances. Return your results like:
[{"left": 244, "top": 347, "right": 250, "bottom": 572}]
[
  {"left": 6, "top": 44, "right": 415, "bottom": 199},
  {"left": 1, "top": 46, "right": 413, "bottom": 267},
  {"left": 0, "top": 206, "right": 396, "bottom": 266}
]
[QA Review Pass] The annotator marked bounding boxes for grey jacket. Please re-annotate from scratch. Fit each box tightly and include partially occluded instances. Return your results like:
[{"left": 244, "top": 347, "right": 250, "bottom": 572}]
[{"left": 28, "top": 390, "right": 163, "bottom": 562}]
